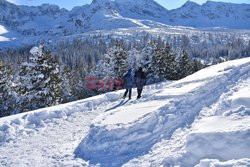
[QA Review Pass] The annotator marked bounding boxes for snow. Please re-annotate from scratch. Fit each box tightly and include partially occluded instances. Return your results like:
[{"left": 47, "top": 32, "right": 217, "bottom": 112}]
[
  {"left": 94, "top": 100, "right": 168, "bottom": 126},
  {"left": 183, "top": 128, "right": 250, "bottom": 166},
  {"left": 0, "top": 24, "right": 24, "bottom": 48},
  {"left": 0, "top": 25, "right": 10, "bottom": 42},
  {"left": 1, "top": 0, "right": 250, "bottom": 48},
  {"left": 1, "top": 58, "right": 250, "bottom": 166},
  {"left": 30, "top": 46, "right": 42, "bottom": 55},
  {"left": 0, "top": 25, "right": 8, "bottom": 35},
  {"left": 192, "top": 116, "right": 250, "bottom": 133},
  {"left": 195, "top": 158, "right": 250, "bottom": 167}
]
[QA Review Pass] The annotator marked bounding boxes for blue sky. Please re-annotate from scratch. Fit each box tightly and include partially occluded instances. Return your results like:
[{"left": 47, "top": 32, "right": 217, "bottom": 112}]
[{"left": 7, "top": 0, "right": 250, "bottom": 10}]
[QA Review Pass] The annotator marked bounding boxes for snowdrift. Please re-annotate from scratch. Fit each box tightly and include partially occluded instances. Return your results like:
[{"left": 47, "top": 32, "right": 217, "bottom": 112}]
[{"left": 0, "top": 92, "right": 122, "bottom": 143}]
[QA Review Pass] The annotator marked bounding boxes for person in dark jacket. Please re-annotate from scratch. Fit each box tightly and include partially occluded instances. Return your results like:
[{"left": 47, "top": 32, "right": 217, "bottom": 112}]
[
  {"left": 123, "top": 69, "right": 134, "bottom": 100},
  {"left": 134, "top": 67, "right": 146, "bottom": 99}
]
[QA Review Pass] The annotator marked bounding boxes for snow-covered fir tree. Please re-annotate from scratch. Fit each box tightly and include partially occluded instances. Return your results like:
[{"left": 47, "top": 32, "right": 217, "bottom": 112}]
[
  {"left": 68, "top": 69, "right": 85, "bottom": 100},
  {"left": 60, "top": 65, "right": 74, "bottom": 103},
  {"left": 0, "top": 61, "right": 16, "bottom": 117},
  {"left": 113, "top": 43, "right": 128, "bottom": 78},
  {"left": 151, "top": 43, "right": 178, "bottom": 81},
  {"left": 95, "top": 43, "right": 128, "bottom": 80},
  {"left": 72, "top": 68, "right": 97, "bottom": 99},
  {"left": 178, "top": 50, "right": 192, "bottom": 79},
  {"left": 95, "top": 49, "right": 116, "bottom": 80},
  {"left": 191, "top": 59, "right": 205, "bottom": 73},
  {"left": 16, "top": 44, "right": 62, "bottom": 112},
  {"left": 128, "top": 48, "right": 140, "bottom": 71},
  {"left": 139, "top": 42, "right": 157, "bottom": 76}
]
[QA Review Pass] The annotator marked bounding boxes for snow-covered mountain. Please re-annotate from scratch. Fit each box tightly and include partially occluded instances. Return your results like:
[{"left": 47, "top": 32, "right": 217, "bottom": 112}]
[
  {"left": 168, "top": 1, "right": 250, "bottom": 29},
  {"left": 0, "top": 58, "right": 250, "bottom": 166},
  {"left": 0, "top": 0, "right": 74, "bottom": 36},
  {"left": 1, "top": 0, "right": 250, "bottom": 48}
]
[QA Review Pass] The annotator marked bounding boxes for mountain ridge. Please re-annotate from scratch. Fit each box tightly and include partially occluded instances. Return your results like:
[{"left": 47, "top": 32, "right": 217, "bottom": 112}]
[{"left": 1, "top": 0, "right": 250, "bottom": 48}]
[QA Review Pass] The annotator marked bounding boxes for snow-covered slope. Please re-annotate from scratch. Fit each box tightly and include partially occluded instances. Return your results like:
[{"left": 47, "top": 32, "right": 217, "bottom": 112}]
[
  {"left": 115, "top": 0, "right": 169, "bottom": 20},
  {"left": 1, "top": 58, "right": 250, "bottom": 166},
  {"left": 1, "top": 0, "right": 250, "bottom": 48},
  {"left": 167, "top": 1, "right": 250, "bottom": 29}
]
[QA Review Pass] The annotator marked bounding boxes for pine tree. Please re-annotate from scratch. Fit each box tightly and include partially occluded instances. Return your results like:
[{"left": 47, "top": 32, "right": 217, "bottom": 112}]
[
  {"left": 177, "top": 50, "right": 192, "bottom": 79},
  {"left": 0, "top": 61, "right": 8, "bottom": 103},
  {"left": 95, "top": 43, "right": 128, "bottom": 80},
  {"left": 95, "top": 49, "right": 115, "bottom": 80},
  {"left": 164, "top": 45, "right": 178, "bottom": 80},
  {"left": 139, "top": 42, "right": 157, "bottom": 76},
  {"left": 0, "top": 61, "right": 16, "bottom": 117},
  {"left": 60, "top": 65, "right": 74, "bottom": 103},
  {"left": 128, "top": 48, "right": 139, "bottom": 70},
  {"left": 16, "top": 44, "right": 62, "bottom": 112},
  {"left": 246, "top": 40, "right": 250, "bottom": 57},
  {"left": 113, "top": 43, "right": 128, "bottom": 78},
  {"left": 151, "top": 46, "right": 165, "bottom": 81},
  {"left": 191, "top": 59, "right": 204, "bottom": 73},
  {"left": 69, "top": 69, "right": 87, "bottom": 100},
  {"left": 151, "top": 44, "right": 178, "bottom": 81}
]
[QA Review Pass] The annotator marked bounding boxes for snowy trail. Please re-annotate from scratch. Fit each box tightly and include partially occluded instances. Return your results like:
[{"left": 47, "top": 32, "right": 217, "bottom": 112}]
[
  {"left": 1, "top": 58, "right": 250, "bottom": 167},
  {"left": 0, "top": 92, "right": 133, "bottom": 166},
  {"left": 0, "top": 88, "right": 162, "bottom": 166},
  {"left": 124, "top": 62, "right": 250, "bottom": 166},
  {"left": 75, "top": 58, "right": 250, "bottom": 166}
]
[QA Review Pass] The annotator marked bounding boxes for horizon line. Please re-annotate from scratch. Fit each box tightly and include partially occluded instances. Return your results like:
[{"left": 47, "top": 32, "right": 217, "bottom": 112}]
[{"left": 5, "top": 0, "right": 250, "bottom": 11}]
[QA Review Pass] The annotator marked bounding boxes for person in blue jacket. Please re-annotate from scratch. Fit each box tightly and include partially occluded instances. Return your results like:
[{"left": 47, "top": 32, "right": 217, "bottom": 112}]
[
  {"left": 123, "top": 69, "right": 134, "bottom": 100},
  {"left": 135, "top": 67, "right": 146, "bottom": 99}
]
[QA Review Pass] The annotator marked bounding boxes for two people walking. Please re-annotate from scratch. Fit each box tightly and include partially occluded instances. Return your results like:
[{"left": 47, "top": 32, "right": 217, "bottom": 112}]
[{"left": 123, "top": 67, "right": 146, "bottom": 100}]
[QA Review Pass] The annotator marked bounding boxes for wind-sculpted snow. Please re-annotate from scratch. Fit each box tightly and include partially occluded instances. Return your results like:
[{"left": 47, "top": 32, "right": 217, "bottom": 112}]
[{"left": 75, "top": 58, "right": 250, "bottom": 166}]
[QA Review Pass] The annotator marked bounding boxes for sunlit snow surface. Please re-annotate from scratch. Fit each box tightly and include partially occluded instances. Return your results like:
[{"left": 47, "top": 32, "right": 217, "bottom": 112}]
[
  {"left": 1, "top": 58, "right": 250, "bottom": 166},
  {"left": 0, "top": 25, "right": 10, "bottom": 42}
]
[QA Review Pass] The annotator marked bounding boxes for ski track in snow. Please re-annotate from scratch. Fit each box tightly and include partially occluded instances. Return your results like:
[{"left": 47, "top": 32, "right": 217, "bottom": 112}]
[{"left": 1, "top": 58, "right": 250, "bottom": 166}]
